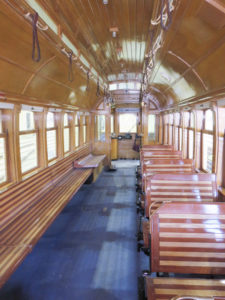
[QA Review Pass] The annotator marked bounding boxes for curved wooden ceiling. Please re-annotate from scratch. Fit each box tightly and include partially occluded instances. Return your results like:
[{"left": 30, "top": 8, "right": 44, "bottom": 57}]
[
  {"left": 146, "top": 0, "right": 225, "bottom": 108},
  {"left": 0, "top": 0, "right": 224, "bottom": 110}
]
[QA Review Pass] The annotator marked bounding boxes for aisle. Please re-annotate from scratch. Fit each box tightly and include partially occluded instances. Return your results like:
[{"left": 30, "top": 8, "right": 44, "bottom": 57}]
[{"left": 0, "top": 160, "right": 139, "bottom": 300}]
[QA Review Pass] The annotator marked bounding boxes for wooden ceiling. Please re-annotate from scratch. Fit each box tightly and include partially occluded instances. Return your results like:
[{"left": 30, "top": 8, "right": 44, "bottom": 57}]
[
  {"left": 146, "top": 0, "right": 225, "bottom": 109},
  {"left": 37, "top": 0, "right": 153, "bottom": 79},
  {"left": 0, "top": 0, "right": 224, "bottom": 110}
]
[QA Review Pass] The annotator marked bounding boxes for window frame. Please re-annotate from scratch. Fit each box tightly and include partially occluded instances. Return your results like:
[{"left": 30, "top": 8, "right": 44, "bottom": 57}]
[
  {"left": 63, "top": 112, "right": 71, "bottom": 154},
  {"left": 0, "top": 110, "right": 8, "bottom": 186},
  {"left": 19, "top": 109, "right": 39, "bottom": 176},
  {"left": 201, "top": 108, "right": 214, "bottom": 173},
  {"left": 74, "top": 112, "right": 80, "bottom": 148},
  {"left": 187, "top": 111, "right": 195, "bottom": 160}
]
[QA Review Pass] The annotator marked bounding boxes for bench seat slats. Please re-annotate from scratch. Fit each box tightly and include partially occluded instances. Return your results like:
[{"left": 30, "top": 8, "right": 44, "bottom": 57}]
[
  {"left": 145, "top": 173, "right": 217, "bottom": 218},
  {"left": 73, "top": 154, "right": 106, "bottom": 168},
  {"left": 0, "top": 168, "right": 92, "bottom": 288},
  {"left": 145, "top": 277, "right": 225, "bottom": 300},
  {"left": 151, "top": 202, "right": 225, "bottom": 275}
]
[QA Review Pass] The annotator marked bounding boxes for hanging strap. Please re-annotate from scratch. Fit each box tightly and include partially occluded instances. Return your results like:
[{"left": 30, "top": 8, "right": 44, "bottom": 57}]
[
  {"left": 160, "top": 0, "right": 172, "bottom": 31},
  {"left": 68, "top": 51, "right": 74, "bottom": 82},
  {"left": 86, "top": 70, "right": 90, "bottom": 91},
  {"left": 96, "top": 78, "right": 100, "bottom": 97},
  {"left": 31, "top": 12, "right": 41, "bottom": 62}
]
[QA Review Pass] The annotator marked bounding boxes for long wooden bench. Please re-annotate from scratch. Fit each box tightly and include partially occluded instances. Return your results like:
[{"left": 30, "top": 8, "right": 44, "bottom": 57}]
[
  {"left": 0, "top": 145, "right": 92, "bottom": 288},
  {"left": 73, "top": 153, "right": 106, "bottom": 182},
  {"left": 142, "top": 173, "right": 218, "bottom": 249},
  {"left": 145, "top": 277, "right": 225, "bottom": 300},
  {"left": 150, "top": 202, "right": 225, "bottom": 275}
]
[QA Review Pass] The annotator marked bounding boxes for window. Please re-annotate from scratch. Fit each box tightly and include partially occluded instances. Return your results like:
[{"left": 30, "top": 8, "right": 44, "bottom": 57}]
[
  {"left": 119, "top": 113, "right": 137, "bottom": 133},
  {"left": 83, "top": 116, "right": 87, "bottom": 144},
  {"left": 19, "top": 110, "right": 38, "bottom": 173},
  {"left": 188, "top": 112, "right": 194, "bottom": 159},
  {"left": 96, "top": 115, "right": 106, "bottom": 141},
  {"left": 174, "top": 113, "right": 180, "bottom": 150},
  {"left": 178, "top": 113, "right": 183, "bottom": 151},
  {"left": 148, "top": 114, "right": 156, "bottom": 141},
  {"left": 0, "top": 110, "right": 7, "bottom": 183},
  {"left": 46, "top": 112, "right": 57, "bottom": 161},
  {"left": 168, "top": 114, "right": 173, "bottom": 145},
  {"left": 63, "top": 113, "right": 70, "bottom": 153},
  {"left": 111, "top": 115, "right": 114, "bottom": 134},
  {"left": 74, "top": 113, "right": 79, "bottom": 147},
  {"left": 202, "top": 109, "right": 214, "bottom": 173}
]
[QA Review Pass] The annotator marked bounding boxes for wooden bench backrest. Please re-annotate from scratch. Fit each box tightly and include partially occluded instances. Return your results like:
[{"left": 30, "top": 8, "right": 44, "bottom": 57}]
[
  {"left": 140, "top": 150, "right": 182, "bottom": 162},
  {"left": 141, "top": 145, "right": 174, "bottom": 151},
  {"left": 150, "top": 202, "right": 225, "bottom": 275},
  {"left": 145, "top": 173, "right": 217, "bottom": 217},
  {"left": 145, "top": 277, "right": 225, "bottom": 300},
  {"left": 0, "top": 145, "right": 90, "bottom": 231},
  {"left": 142, "top": 159, "right": 195, "bottom": 194}
]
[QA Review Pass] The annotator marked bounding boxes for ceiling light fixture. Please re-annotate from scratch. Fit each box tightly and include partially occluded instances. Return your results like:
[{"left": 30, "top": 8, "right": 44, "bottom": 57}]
[
  {"left": 109, "top": 27, "right": 119, "bottom": 38},
  {"left": 103, "top": 0, "right": 108, "bottom": 4}
]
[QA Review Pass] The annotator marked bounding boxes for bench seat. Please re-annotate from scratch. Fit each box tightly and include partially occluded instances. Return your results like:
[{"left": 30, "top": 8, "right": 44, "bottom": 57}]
[
  {"left": 145, "top": 277, "right": 225, "bottom": 300},
  {"left": 0, "top": 168, "right": 91, "bottom": 288},
  {"left": 73, "top": 154, "right": 106, "bottom": 168}
]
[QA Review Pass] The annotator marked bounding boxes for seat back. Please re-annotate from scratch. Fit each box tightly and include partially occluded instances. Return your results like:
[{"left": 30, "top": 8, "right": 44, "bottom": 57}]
[
  {"left": 150, "top": 202, "right": 225, "bottom": 274},
  {"left": 145, "top": 173, "right": 218, "bottom": 217},
  {"left": 142, "top": 159, "right": 195, "bottom": 194},
  {"left": 140, "top": 150, "right": 182, "bottom": 163},
  {"left": 141, "top": 145, "right": 174, "bottom": 151},
  {"left": 145, "top": 277, "right": 225, "bottom": 300}
]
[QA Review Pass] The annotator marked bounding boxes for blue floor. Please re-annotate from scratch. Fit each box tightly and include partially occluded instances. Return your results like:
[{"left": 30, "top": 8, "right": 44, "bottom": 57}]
[{"left": 0, "top": 161, "right": 139, "bottom": 300}]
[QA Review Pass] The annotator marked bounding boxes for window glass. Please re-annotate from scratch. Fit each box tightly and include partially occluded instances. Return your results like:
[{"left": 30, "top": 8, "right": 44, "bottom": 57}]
[
  {"left": 203, "top": 133, "right": 213, "bottom": 172},
  {"left": 205, "top": 110, "right": 213, "bottom": 131},
  {"left": 97, "top": 115, "right": 106, "bottom": 141},
  {"left": 111, "top": 115, "right": 114, "bottom": 134},
  {"left": 148, "top": 115, "right": 156, "bottom": 141},
  {"left": 179, "top": 127, "right": 182, "bottom": 150},
  {"left": 0, "top": 138, "right": 6, "bottom": 183},
  {"left": 19, "top": 110, "right": 38, "bottom": 173},
  {"left": 83, "top": 126, "right": 86, "bottom": 144},
  {"left": 75, "top": 127, "right": 79, "bottom": 147},
  {"left": 75, "top": 114, "right": 78, "bottom": 125},
  {"left": 47, "top": 130, "right": 57, "bottom": 160},
  {"left": 109, "top": 83, "right": 117, "bottom": 91},
  {"left": 19, "top": 110, "right": 35, "bottom": 131},
  {"left": 64, "top": 113, "right": 69, "bottom": 126},
  {"left": 189, "top": 130, "right": 194, "bottom": 159},
  {"left": 190, "top": 112, "right": 194, "bottom": 128},
  {"left": 118, "top": 82, "right": 126, "bottom": 90},
  {"left": 20, "top": 133, "right": 37, "bottom": 173},
  {"left": 0, "top": 110, "right": 2, "bottom": 133},
  {"left": 64, "top": 128, "right": 70, "bottom": 152},
  {"left": 47, "top": 112, "right": 55, "bottom": 128},
  {"left": 119, "top": 113, "right": 137, "bottom": 133}
]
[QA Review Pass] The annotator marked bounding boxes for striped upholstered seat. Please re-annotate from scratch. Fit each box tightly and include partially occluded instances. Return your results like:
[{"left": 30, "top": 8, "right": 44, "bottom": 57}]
[
  {"left": 145, "top": 277, "right": 225, "bottom": 300},
  {"left": 145, "top": 173, "right": 218, "bottom": 217},
  {"left": 140, "top": 150, "right": 182, "bottom": 164},
  {"left": 150, "top": 202, "right": 225, "bottom": 275},
  {"left": 142, "top": 159, "right": 195, "bottom": 193}
]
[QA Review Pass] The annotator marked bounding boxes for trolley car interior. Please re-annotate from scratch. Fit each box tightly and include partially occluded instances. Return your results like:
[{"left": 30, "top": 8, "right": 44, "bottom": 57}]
[{"left": 0, "top": 0, "right": 225, "bottom": 299}]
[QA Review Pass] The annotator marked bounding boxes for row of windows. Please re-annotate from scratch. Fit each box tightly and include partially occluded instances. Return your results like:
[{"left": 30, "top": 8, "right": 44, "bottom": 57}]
[
  {"left": 0, "top": 108, "right": 89, "bottom": 186},
  {"left": 163, "top": 109, "right": 214, "bottom": 173}
]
